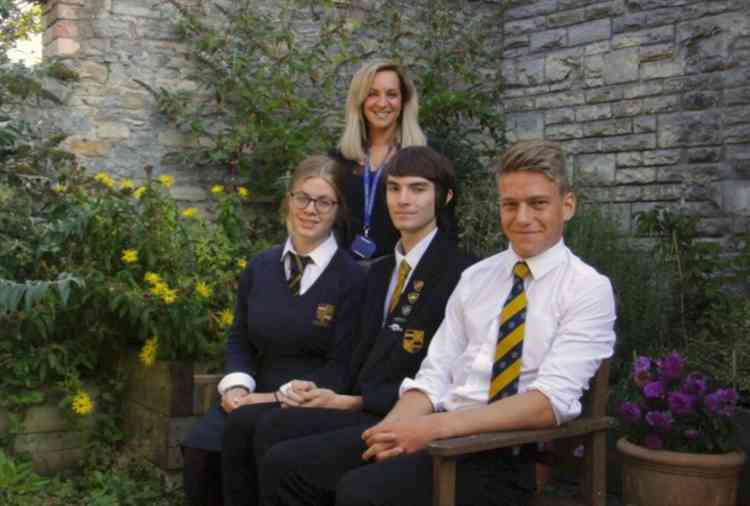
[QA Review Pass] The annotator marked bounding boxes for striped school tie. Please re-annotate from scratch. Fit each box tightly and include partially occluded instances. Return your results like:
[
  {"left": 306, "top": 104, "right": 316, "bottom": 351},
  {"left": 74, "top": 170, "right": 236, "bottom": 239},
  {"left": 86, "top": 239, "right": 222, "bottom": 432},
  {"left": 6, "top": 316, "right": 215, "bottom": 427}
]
[
  {"left": 287, "top": 253, "right": 312, "bottom": 296},
  {"left": 387, "top": 260, "right": 411, "bottom": 314},
  {"left": 489, "top": 261, "right": 530, "bottom": 403}
]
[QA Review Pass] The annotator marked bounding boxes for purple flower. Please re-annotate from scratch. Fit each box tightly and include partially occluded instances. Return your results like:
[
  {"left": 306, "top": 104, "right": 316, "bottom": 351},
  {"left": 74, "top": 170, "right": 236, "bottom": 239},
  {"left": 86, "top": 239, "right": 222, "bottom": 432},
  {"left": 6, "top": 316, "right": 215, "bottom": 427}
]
[
  {"left": 704, "top": 391, "right": 722, "bottom": 415},
  {"left": 644, "top": 433, "right": 663, "bottom": 450},
  {"left": 645, "top": 410, "right": 674, "bottom": 432},
  {"left": 657, "top": 351, "right": 684, "bottom": 381},
  {"left": 717, "top": 388, "right": 738, "bottom": 416},
  {"left": 682, "top": 372, "right": 707, "bottom": 396},
  {"left": 643, "top": 381, "right": 666, "bottom": 399},
  {"left": 619, "top": 402, "right": 642, "bottom": 424},
  {"left": 633, "top": 356, "right": 652, "bottom": 387},
  {"left": 668, "top": 391, "right": 695, "bottom": 416}
]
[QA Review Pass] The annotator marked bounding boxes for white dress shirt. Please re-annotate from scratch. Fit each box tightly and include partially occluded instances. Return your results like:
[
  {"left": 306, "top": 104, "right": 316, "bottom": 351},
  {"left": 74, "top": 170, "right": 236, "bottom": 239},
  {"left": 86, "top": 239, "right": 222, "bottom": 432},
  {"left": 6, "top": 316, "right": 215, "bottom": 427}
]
[
  {"left": 399, "top": 239, "right": 616, "bottom": 424},
  {"left": 382, "top": 227, "right": 438, "bottom": 322},
  {"left": 217, "top": 233, "right": 339, "bottom": 395}
]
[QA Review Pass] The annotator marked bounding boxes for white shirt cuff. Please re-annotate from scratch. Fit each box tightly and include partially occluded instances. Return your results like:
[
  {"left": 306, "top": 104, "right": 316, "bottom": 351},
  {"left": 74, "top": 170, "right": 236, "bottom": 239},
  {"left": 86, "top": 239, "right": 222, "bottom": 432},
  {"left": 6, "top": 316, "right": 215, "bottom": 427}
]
[{"left": 217, "top": 372, "right": 256, "bottom": 395}]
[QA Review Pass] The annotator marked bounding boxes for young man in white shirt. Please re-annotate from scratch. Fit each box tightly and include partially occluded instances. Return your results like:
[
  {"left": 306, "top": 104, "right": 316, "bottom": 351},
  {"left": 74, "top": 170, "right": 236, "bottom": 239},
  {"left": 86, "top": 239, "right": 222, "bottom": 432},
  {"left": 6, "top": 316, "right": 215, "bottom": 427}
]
[{"left": 332, "top": 139, "right": 618, "bottom": 505}]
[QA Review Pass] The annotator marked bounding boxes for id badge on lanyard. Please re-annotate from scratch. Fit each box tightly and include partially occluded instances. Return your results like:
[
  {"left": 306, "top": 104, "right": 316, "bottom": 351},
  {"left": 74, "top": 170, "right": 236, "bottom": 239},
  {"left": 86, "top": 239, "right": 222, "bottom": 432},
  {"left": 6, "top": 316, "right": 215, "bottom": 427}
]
[{"left": 351, "top": 156, "right": 384, "bottom": 259}]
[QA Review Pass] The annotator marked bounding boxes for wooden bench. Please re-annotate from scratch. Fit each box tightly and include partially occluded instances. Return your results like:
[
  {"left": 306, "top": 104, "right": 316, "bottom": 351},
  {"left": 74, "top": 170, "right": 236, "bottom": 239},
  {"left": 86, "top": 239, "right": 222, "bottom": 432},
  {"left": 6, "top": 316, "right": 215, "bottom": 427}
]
[
  {"left": 193, "top": 373, "right": 223, "bottom": 416},
  {"left": 428, "top": 359, "right": 614, "bottom": 506}
]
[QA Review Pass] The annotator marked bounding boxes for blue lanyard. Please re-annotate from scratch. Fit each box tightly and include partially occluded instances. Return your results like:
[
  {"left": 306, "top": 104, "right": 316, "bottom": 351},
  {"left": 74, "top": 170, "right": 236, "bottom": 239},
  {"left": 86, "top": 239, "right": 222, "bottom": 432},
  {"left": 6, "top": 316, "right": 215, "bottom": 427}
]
[{"left": 362, "top": 158, "right": 384, "bottom": 237}]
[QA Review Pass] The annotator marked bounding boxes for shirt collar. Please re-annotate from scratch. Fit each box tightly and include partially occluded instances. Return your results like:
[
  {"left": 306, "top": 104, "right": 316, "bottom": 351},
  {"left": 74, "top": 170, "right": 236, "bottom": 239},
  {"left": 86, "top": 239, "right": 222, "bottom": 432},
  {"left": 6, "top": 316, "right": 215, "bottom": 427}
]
[
  {"left": 394, "top": 227, "right": 438, "bottom": 272},
  {"left": 506, "top": 238, "right": 566, "bottom": 281},
  {"left": 281, "top": 233, "right": 338, "bottom": 266}
]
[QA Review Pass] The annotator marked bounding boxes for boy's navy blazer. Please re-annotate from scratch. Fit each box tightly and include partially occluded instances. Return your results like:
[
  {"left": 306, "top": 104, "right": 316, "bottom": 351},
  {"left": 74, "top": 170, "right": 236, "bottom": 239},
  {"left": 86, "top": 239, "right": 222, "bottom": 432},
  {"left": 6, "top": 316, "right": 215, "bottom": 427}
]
[{"left": 337, "top": 230, "right": 476, "bottom": 416}]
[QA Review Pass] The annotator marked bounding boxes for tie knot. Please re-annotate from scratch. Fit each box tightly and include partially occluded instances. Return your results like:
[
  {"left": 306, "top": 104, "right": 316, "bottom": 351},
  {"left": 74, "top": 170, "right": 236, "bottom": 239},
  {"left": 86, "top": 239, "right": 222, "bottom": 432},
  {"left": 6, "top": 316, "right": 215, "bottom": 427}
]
[
  {"left": 398, "top": 260, "right": 411, "bottom": 277},
  {"left": 513, "top": 261, "right": 530, "bottom": 279},
  {"left": 290, "top": 252, "right": 312, "bottom": 266}
]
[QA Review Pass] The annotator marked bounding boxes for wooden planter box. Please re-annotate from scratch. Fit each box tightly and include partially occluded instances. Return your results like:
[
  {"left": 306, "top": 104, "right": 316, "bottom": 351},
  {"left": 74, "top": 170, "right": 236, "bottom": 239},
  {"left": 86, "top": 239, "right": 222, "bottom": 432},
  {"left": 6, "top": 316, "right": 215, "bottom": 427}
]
[{"left": 120, "top": 352, "right": 220, "bottom": 470}]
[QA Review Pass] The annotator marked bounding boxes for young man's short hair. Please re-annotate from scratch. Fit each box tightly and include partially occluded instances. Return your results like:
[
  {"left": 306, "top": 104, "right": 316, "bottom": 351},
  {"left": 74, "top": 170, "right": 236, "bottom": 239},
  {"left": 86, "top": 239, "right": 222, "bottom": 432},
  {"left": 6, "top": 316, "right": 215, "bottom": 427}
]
[
  {"left": 494, "top": 140, "right": 571, "bottom": 194},
  {"left": 384, "top": 146, "right": 456, "bottom": 228}
]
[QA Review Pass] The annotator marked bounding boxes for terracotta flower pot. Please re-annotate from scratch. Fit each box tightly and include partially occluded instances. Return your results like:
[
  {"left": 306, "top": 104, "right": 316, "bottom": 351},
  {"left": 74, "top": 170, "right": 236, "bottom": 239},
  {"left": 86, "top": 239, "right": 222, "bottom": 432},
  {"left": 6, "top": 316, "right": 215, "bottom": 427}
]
[{"left": 618, "top": 437, "right": 746, "bottom": 506}]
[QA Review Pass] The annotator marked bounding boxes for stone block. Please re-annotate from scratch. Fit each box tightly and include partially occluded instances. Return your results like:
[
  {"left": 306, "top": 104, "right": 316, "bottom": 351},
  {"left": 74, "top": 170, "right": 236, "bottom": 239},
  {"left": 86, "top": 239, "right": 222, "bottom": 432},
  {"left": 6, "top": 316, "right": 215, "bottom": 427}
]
[
  {"left": 658, "top": 164, "right": 720, "bottom": 184},
  {"left": 505, "top": 16, "right": 546, "bottom": 37},
  {"left": 546, "top": 52, "right": 581, "bottom": 82},
  {"left": 643, "top": 149, "right": 681, "bottom": 166},
  {"left": 611, "top": 99, "right": 643, "bottom": 117},
  {"left": 576, "top": 153, "right": 616, "bottom": 184},
  {"left": 44, "top": 37, "right": 80, "bottom": 58},
  {"left": 535, "top": 91, "right": 587, "bottom": 109},
  {"left": 506, "top": 0, "right": 559, "bottom": 20},
  {"left": 724, "top": 124, "right": 750, "bottom": 144},
  {"left": 585, "top": 41, "right": 611, "bottom": 55},
  {"left": 97, "top": 122, "right": 130, "bottom": 139},
  {"left": 726, "top": 144, "right": 750, "bottom": 176},
  {"left": 505, "top": 35, "right": 530, "bottom": 53},
  {"left": 547, "top": 123, "right": 584, "bottom": 140},
  {"left": 585, "top": 0, "right": 627, "bottom": 20},
  {"left": 721, "top": 180, "right": 750, "bottom": 214},
  {"left": 112, "top": 3, "right": 164, "bottom": 18},
  {"left": 78, "top": 61, "right": 109, "bottom": 84},
  {"left": 611, "top": 26, "right": 674, "bottom": 49},
  {"left": 45, "top": 3, "right": 82, "bottom": 24},
  {"left": 583, "top": 118, "right": 632, "bottom": 136},
  {"left": 505, "top": 97, "right": 537, "bottom": 112},
  {"left": 616, "top": 167, "right": 657, "bottom": 184},
  {"left": 687, "top": 147, "right": 722, "bottom": 164},
  {"left": 625, "top": 0, "right": 690, "bottom": 9},
  {"left": 658, "top": 111, "right": 722, "bottom": 148},
  {"left": 506, "top": 112, "right": 545, "bottom": 141},
  {"left": 727, "top": 86, "right": 750, "bottom": 106},
  {"left": 43, "top": 19, "right": 78, "bottom": 45},
  {"left": 723, "top": 106, "right": 750, "bottom": 126},
  {"left": 634, "top": 115, "right": 657, "bottom": 133},
  {"left": 640, "top": 61, "right": 684, "bottom": 80},
  {"left": 159, "top": 131, "right": 194, "bottom": 147},
  {"left": 611, "top": 185, "right": 645, "bottom": 202},
  {"left": 171, "top": 185, "right": 209, "bottom": 202},
  {"left": 66, "top": 137, "right": 111, "bottom": 157},
  {"left": 642, "top": 94, "right": 680, "bottom": 114},
  {"left": 576, "top": 103, "right": 612, "bottom": 121},
  {"left": 583, "top": 53, "right": 604, "bottom": 80},
  {"left": 519, "top": 58, "right": 546, "bottom": 86},
  {"left": 603, "top": 47, "right": 639, "bottom": 84},
  {"left": 530, "top": 28, "right": 568, "bottom": 53},
  {"left": 623, "top": 82, "right": 662, "bottom": 99},
  {"left": 563, "top": 137, "right": 603, "bottom": 154},
  {"left": 601, "top": 133, "right": 657, "bottom": 152},
  {"left": 681, "top": 90, "right": 721, "bottom": 111},
  {"left": 639, "top": 43, "right": 675, "bottom": 63},
  {"left": 547, "top": 8, "right": 586, "bottom": 28},
  {"left": 696, "top": 217, "right": 732, "bottom": 237},
  {"left": 617, "top": 151, "right": 643, "bottom": 167},
  {"left": 569, "top": 19, "right": 612, "bottom": 46},
  {"left": 585, "top": 85, "right": 624, "bottom": 104},
  {"left": 545, "top": 107, "right": 577, "bottom": 125}
]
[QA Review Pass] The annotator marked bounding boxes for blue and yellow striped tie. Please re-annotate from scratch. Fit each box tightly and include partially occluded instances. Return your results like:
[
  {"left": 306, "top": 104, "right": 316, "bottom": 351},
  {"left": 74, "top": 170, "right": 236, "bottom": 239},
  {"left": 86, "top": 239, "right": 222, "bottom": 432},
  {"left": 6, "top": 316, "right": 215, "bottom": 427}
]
[{"left": 489, "top": 261, "right": 530, "bottom": 403}]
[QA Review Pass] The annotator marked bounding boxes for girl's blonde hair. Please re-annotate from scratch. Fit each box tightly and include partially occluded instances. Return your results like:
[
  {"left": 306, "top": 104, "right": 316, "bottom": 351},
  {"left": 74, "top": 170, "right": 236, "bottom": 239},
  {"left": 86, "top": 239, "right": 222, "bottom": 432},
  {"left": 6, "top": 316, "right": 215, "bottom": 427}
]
[{"left": 338, "top": 59, "right": 427, "bottom": 162}]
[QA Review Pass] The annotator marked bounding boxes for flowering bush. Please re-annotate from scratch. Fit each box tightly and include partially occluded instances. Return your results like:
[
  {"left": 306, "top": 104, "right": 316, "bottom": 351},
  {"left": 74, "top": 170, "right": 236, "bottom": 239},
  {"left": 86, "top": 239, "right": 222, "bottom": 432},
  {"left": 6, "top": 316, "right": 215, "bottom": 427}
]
[{"left": 618, "top": 351, "right": 740, "bottom": 454}]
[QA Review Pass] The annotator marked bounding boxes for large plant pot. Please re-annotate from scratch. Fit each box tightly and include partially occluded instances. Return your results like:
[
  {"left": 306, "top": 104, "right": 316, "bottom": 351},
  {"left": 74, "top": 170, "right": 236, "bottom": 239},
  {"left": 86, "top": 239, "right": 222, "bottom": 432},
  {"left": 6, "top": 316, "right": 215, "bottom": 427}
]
[{"left": 618, "top": 437, "right": 745, "bottom": 506}]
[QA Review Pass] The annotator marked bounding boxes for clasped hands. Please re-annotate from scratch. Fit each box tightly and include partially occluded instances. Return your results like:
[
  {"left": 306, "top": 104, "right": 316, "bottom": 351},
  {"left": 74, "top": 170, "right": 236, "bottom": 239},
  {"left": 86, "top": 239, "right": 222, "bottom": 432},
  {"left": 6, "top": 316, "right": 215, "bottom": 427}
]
[
  {"left": 361, "top": 415, "right": 438, "bottom": 462},
  {"left": 277, "top": 380, "right": 339, "bottom": 409}
]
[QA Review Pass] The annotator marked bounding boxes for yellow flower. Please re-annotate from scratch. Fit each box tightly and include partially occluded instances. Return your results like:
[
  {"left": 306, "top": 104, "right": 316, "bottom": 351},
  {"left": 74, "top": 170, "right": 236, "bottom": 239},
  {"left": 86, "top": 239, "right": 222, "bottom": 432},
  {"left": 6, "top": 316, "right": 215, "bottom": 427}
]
[
  {"left": 181, "top": 207, "right": 197, "bottom": 219},
  {"left": 139, "top": 337, "right": 158, "bottom": 367},
  {"left": 237, "top": 259, "right": 247, "bottom": 269},
  {"left": 157, "top": 175, "right": 174, "bottom": 189},
  {"left": 133, "top": 186, "right": 146, "bottom": 199},
  {"left": 237, "top": 186, "right": 249, "bottom": 199},
  {"left": 195, "top": 281, "right": 212, "bottom": 299},
  {"left": 52, "top": 183, "right": 66, "bottom": 193},
  {"left": 162, "top": 288, "right": 178, "bottom": 304},
  {"left": 144, "top": 272, "right": 161, "bottom": 285},
  {"left": 119, "top": 178, "right": 135, "bottom": 191},
  {"left": 218, "top": 309, "right": 234, "bottom": 328},
  {"left": 211, "top": 184, "right": 224, "bottom": 195},
  {"left": 121, "top": 249, "right": 139, "bottom": 264},
  {"left": 150, "top": 281, "right": 168, "bottom": 297},
  {"left": 94, "top": 171, "right": 114, "bottom": 189},
  {"left": 71, "top": 390, "right": 94, "bottom": 416}
]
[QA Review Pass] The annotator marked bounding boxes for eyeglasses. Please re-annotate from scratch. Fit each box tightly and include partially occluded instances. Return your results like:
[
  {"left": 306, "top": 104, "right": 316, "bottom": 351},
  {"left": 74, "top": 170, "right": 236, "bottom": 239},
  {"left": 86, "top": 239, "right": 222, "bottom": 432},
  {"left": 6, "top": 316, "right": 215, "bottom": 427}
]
[{"left": 289, "top": 192, "right": 338, "bottom": 214}]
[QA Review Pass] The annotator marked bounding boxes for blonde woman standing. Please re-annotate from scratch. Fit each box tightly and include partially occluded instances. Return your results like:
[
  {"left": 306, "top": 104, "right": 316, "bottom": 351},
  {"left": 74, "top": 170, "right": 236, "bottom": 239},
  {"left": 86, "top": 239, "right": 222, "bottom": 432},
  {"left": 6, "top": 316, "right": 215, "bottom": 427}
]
[{"left": 332, "top": 59, "right": 431, "bottom": 260}]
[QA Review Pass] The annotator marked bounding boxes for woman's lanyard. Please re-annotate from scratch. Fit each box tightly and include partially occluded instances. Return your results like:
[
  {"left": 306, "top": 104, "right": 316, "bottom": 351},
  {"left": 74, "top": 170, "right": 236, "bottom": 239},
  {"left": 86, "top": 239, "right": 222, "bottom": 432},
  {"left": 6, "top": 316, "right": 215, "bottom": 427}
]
[{"left": 361, "top": 146, "right": 394, "bottom": 238}]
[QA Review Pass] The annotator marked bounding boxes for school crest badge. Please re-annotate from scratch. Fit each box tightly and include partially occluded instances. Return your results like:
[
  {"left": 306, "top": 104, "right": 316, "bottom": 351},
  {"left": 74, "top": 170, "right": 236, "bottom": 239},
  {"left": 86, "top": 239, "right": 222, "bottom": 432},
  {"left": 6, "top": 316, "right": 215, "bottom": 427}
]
[
  {"left": 402, "top": 329, "right": 425, "bottom": 354},
  {"left": 413, "top": 280, "right": 425, "bottom": 292},
  {"left": 407, "top": 292, "right": 419, "bottom": 304},
  {"left": 313, "top": 304, "right": 336, "bottom": 327}
]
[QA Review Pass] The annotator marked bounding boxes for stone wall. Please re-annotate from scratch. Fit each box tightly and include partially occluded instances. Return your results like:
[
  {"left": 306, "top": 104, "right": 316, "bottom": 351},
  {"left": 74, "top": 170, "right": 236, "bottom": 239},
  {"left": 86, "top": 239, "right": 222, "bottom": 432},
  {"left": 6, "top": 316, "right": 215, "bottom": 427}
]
[
  {"left": 37, "top": 0, "right": 750, "bottom": 241},
  {"left": 501, "top": 0, "right": 750, "bottom": 241}
]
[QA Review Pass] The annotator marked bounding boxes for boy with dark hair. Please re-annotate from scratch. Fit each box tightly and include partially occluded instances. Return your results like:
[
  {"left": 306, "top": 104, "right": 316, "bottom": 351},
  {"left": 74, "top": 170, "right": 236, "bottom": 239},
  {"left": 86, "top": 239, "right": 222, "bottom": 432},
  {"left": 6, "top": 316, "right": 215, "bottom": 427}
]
[{"left": 221, "top": 146, "right": 475, "bottom": 506}]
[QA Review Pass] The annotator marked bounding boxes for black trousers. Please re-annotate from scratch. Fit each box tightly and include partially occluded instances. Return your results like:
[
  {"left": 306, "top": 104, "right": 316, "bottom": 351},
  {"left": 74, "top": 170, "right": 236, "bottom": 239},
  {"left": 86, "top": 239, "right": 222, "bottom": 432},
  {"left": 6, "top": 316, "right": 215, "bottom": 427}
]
[
  {"left": 260, "top": 426, "right": 536, "bottom": 506},
  {"left": 223, "top": 406, "right": 380, "bottom": 506}
]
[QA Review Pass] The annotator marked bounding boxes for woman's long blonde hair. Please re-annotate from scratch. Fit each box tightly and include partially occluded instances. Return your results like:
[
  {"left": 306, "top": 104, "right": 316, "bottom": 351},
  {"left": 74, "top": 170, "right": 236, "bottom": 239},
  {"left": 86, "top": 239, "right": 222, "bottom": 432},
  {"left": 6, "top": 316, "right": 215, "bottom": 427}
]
[{"left": 338, "top": 59, "right": 427, "bottom": 162}]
